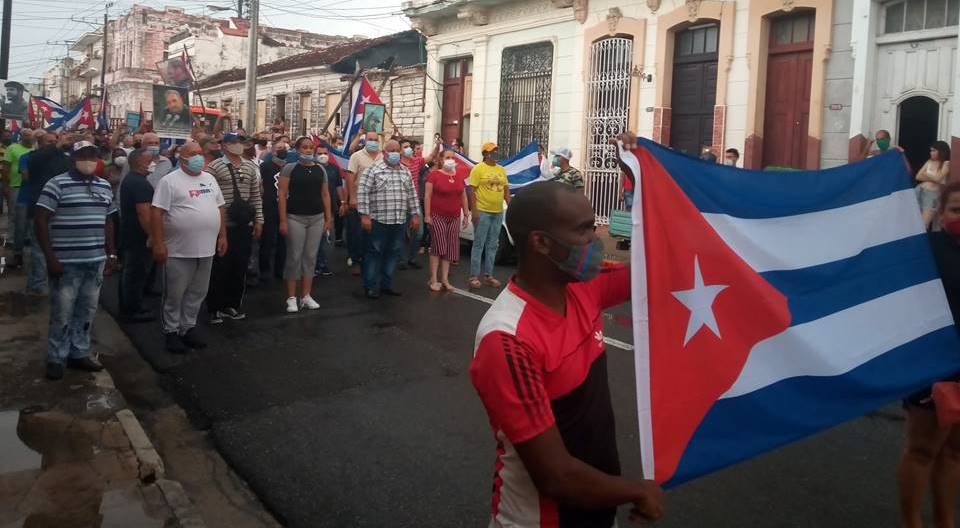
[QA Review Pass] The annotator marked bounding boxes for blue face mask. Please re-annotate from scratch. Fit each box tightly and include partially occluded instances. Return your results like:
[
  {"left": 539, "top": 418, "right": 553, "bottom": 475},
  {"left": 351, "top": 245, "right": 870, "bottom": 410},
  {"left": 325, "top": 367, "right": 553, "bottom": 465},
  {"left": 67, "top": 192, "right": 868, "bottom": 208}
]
[
  {"left": 299, "top": 154, "right": 316, "bottom": 163},
  {"left": 386, "top": 152, "right": 401, "bottom": 165},
  {"left": 403, "top": 147, "right": 413, "bottom": 158},
  {"left": 147, "top": 146, "right": 160, "bottom": 156},
  {"left": 366, "top": 141, "right": 380, "bottom": 153},
  {"left": 551, "top": 157, "right": 561, "bottom": 168},
  {"left": 546, "top": 235, "right": 604, "bottom": 282},
  {"left": 185, "top": 155, "right": 205, "bottom": 173}
]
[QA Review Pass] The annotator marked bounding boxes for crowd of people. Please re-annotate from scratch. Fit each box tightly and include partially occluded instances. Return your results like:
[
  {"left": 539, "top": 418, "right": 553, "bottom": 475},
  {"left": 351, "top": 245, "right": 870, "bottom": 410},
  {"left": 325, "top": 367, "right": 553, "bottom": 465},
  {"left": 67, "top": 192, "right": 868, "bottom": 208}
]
[
  {"left": 0, "top": 118, "right": 595, "bottom": 370},
  {"left": 8, "top": 117, "right": 960, "bottom": 526}
]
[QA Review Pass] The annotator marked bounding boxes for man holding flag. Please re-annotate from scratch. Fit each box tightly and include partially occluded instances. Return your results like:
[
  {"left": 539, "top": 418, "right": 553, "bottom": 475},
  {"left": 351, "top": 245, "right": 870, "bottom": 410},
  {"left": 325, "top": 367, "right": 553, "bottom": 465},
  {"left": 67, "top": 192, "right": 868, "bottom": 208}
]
[{"left": 470, "top": 181, "right": 664, "bottom": 526}]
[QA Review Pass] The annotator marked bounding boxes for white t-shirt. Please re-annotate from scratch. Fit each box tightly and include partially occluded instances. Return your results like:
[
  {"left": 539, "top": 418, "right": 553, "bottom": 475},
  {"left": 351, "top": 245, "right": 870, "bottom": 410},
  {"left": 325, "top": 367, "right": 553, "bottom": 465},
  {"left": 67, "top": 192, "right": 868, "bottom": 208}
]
[{"left": 152, "top": 168, "right": 225, "bottom": 258}]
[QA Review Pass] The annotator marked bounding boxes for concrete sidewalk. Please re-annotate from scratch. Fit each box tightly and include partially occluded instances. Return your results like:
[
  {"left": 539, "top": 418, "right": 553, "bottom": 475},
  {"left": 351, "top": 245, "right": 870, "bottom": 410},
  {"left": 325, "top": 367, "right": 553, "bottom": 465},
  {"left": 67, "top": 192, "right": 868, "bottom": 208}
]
[{"left": 0, "top": 215, "right": 206, "bottom": 527}]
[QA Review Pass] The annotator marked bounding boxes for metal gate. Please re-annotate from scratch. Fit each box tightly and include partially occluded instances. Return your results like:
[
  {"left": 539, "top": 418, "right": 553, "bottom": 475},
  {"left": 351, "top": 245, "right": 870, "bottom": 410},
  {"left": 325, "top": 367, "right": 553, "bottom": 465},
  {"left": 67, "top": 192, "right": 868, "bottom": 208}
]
[
  {"left": 498, "top": 42, "right": 554, "bottom": 158},
  {"left": 585, "top": 37, "right": 633, "bottom": 225}
]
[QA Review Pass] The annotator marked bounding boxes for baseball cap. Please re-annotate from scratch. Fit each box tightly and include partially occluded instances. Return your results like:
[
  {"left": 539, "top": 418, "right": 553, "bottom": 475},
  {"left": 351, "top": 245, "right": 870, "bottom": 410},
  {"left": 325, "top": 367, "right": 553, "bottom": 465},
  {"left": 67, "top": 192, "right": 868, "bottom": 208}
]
[
  {"left": 481, "top": 142, "right": 498, "bottom": 153},
  {"left": 72, "top": 140, "right": 98, "bottom": 155},
  {"left": 222, "top": 132, "right": 245, "bottom": 143},
  {"left": 550, "top": 147, "right": 573, "bottom": 161}
]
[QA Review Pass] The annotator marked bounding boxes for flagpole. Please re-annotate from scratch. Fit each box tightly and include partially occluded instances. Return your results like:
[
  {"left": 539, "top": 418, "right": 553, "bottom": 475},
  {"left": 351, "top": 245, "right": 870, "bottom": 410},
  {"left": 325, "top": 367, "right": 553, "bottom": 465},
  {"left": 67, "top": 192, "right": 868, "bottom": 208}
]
[
  {"left": 182, "top": 44, "right": 208, "bottom": 128},
  {"left": 321, "top": 69, "right": 364, "bottom": 136}
]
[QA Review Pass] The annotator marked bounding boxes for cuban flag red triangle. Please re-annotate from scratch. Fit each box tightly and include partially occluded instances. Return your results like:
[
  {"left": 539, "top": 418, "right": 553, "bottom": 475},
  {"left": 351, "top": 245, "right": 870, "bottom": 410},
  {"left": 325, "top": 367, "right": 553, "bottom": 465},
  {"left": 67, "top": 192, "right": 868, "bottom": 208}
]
[{"left": 637, "top": 146, "right": 792, "bottom": 484}]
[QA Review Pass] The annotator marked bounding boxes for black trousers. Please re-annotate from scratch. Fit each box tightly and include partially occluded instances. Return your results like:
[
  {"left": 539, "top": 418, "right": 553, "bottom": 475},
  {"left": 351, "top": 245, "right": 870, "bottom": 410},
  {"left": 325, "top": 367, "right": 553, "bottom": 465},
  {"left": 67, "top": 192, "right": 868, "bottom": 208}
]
[
  {"left": 334, "top": 199, "right": 344, "bottom": 241},
  {"left": 119, "top": 244, "right": 151, "bottom": 316},
  {"left": 207, "top": 225, "right": 253, "bottom": 313},
  {"left": 258, "top": 205, "right": 285, "bottom": 278}
]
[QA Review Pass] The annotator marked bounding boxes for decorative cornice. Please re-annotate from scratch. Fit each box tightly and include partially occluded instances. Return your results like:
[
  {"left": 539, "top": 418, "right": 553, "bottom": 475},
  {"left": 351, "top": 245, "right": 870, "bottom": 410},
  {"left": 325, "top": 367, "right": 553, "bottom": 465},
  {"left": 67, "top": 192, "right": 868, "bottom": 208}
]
[
  {"left": 782, "top": 0, "right": 796, "bottom": 12},
  {"left": 574, "top": 0, "right": 588, "bottom": 23},
  {"left": 549, "top": 0, "right": 574, "bottom": 7},
  {"left": 457, "top": 5, "right": 490, "bottom": 26},
  {"left": 410, "top": 17, "right": 439, "bottom": 36},
  {"left": 686, "top": 0, "right": 701, "bottom": 22},
  {"left": 607, "top": 7, "right": 623, "bottom": 35}
]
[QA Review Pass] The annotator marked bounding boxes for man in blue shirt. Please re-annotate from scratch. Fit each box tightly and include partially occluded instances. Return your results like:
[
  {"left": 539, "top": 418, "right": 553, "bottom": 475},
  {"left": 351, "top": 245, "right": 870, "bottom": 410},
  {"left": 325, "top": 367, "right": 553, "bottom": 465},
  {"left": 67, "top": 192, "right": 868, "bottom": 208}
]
[{"left": 34, "top": 141, "right": 118, "bottom": 380}]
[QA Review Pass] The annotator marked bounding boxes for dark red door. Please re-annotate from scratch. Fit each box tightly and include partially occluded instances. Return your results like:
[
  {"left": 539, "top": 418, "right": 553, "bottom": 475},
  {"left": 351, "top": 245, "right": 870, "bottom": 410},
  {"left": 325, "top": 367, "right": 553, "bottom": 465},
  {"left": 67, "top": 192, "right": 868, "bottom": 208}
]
[
  {"left": 441, "top": 59, "right": 470, "bottom": 144},
  {"left": 762, "top": 11, "right": 815, "bottom": 169}
]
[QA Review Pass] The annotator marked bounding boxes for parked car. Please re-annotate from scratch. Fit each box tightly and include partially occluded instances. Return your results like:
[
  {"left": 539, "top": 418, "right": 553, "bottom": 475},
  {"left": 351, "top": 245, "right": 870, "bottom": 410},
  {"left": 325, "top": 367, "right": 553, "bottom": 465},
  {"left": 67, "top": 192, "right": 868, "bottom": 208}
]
[{"left": 459, "top": 199, "right": 516, "bottom": 265}]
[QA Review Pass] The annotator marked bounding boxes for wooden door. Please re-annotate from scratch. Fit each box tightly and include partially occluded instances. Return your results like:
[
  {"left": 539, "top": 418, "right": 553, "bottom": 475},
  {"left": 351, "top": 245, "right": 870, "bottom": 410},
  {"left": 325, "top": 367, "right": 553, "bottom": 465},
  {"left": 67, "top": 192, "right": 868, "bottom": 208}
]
[
  {"left": 441, "top": 59, "right": 471, "bottom": 144},
  {"left": 670, "top": 23, "right": 719, "bottom": 156},
  {"left": 299, "top": 93, "right": 311, "bottom": 135},
  {"left": 762, "top": 11, "right": 815, "bottom": 169}
]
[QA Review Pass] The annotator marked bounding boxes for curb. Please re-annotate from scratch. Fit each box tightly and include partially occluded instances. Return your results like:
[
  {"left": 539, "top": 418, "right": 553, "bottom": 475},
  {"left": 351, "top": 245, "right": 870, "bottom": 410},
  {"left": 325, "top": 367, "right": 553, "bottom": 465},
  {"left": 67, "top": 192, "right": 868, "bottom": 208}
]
[
  {"left": 157, "top": 479, "right": 209, "bottom": 528},
  {"left": 116, "top": 408, "right": 166, "bottom": 482}
]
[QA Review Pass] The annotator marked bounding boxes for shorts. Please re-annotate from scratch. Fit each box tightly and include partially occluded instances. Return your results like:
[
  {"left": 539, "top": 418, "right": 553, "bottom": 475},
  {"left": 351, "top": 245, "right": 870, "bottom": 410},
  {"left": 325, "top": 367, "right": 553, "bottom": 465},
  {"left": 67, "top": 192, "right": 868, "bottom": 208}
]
[{"left": 916, "top": 185, "right": 940, "bottom": 212}]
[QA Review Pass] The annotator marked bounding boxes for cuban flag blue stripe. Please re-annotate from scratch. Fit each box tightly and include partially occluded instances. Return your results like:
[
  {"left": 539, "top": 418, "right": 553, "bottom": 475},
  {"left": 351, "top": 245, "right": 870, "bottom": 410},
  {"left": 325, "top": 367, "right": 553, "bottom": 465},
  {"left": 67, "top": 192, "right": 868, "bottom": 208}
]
[
  {"left": 668, "top": 325, "right": 960, "bottom": 487},
  {"left": 761, "top": 234, "right": 940, "bottom": 326},
  {"left": 637, "top": 138, "right": 913, "bottom": 219}
]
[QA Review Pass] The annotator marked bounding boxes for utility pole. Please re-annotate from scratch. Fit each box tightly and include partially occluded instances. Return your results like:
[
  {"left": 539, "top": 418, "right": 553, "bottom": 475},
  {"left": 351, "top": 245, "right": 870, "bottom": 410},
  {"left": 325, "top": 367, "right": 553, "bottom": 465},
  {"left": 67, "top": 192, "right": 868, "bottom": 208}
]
[
  {"left": 0, "top": 0, "right": 12, "bottom": 130},
  {"left": 236, "top": 0, "right": 243, "bottom": 19},
  {"left": 100, "top": 3, "right": 112, "bottom": 97},
  {"left": 243, "top": 0, "right": 258, "bottom": 133}
]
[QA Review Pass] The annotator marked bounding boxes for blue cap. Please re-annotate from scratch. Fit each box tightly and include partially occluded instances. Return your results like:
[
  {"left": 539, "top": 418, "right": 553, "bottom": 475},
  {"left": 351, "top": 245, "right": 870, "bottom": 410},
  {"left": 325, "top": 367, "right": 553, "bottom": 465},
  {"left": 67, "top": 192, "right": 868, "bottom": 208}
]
[{"left": 222, "top": 132, "right": 245, "bottom": 143}]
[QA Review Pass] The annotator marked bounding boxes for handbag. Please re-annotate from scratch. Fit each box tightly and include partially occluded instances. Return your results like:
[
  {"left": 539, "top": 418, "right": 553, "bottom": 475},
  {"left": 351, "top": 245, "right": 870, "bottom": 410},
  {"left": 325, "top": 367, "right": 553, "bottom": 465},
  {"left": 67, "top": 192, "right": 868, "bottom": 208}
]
[
  {"left": 932, "top": 381, "right": 960, "bottom": 426},
  {"left": 225, "top": 163, "right": 256, "bottom": 226}
]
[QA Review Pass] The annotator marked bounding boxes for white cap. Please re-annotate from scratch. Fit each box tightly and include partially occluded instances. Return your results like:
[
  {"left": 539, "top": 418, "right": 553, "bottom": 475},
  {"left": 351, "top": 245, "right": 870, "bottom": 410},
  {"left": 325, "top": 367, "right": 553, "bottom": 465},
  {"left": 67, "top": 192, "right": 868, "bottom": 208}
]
[
  {"left": 550, "top": 147, "right": 572, "bottom": 161},
  {"left": 72, "top": 140, "right": 98, "bottom": 154}
]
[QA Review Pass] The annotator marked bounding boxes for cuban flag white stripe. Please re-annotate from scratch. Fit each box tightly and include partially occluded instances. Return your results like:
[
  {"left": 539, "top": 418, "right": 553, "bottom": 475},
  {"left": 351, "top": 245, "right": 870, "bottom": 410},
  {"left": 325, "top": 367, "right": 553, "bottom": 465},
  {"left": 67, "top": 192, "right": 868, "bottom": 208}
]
[
  {"left": 701, "top": 188, "right": 924, "bottom": 273},
  {"left": 630, "top": 145, "right": 655, "bottom": 480},
  {"left": 721, "top": 279, "right": 954, "bottom": 399}
]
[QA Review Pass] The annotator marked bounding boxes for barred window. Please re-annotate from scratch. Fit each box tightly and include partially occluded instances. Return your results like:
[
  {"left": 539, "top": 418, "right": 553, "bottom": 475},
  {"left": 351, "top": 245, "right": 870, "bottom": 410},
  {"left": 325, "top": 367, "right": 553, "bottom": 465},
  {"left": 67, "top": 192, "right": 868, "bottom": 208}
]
[{"left": 497, "top": 42, "right": 553, "bottom": 159}]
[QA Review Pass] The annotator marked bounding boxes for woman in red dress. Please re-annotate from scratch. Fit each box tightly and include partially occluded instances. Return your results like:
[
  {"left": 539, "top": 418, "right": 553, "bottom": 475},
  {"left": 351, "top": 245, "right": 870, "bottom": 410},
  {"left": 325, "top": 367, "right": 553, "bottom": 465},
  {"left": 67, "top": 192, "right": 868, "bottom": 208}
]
[{"left": 424, "top": 149, "right": 469, "bottom": 292}]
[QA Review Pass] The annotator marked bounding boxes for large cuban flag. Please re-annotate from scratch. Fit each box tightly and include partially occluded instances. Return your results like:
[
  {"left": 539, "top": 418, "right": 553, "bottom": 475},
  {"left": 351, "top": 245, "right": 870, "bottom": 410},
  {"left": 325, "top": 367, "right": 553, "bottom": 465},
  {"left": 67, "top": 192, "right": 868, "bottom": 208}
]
[{"left": 631, "top": 137, "right": 960, "bottom": 487}]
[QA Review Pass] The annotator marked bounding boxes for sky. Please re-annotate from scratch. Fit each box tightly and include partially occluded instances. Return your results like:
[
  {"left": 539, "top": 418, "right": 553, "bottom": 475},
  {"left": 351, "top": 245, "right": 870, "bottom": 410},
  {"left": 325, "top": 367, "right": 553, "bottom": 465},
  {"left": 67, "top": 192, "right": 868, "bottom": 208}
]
[{"left": 3, "top": 0, "right": 409, "bottom": 86}]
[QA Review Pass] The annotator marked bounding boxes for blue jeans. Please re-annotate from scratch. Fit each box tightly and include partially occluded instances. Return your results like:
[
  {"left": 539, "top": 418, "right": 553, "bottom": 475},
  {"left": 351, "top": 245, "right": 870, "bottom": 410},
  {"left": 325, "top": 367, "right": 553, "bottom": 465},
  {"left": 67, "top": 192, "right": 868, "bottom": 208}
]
[
  {"left": 470, "top": 211, "right": 503, "bottom": 277},
  {"left": 623, "top": 190, "right": 634, "bottom": 211},
  {"left": 346, "top": 208, "right": 365, "bottom": 264},
  {"left": 362, "top": 221, "right": 405, "bottom": 292},
  {"left": 47, "top": 261, "right": 105, "bottom": 364},
  {"left": 26, "top": 228, "right": 47, "bottom": 294},
  {"left": 405, "top": 216, "right": 423, "bottom": 263},
  {"left": 13, "top": 188, "right": 27, "bottom": 254}
]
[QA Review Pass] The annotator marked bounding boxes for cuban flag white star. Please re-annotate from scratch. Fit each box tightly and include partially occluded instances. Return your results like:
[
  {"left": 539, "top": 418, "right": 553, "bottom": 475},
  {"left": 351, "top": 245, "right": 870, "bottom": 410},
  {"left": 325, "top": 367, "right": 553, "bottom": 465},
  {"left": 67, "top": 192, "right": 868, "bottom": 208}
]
[{"left": 672, "top": 256, "right": 728, "bottom": 346}]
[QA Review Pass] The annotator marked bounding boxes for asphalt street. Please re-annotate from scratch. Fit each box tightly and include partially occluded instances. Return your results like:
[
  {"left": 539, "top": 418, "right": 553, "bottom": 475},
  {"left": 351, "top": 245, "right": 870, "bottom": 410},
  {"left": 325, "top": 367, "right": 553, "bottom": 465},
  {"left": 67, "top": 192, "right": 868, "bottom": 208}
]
[{"left": 100, "top": 242, "right": 937, "bottom": 528}]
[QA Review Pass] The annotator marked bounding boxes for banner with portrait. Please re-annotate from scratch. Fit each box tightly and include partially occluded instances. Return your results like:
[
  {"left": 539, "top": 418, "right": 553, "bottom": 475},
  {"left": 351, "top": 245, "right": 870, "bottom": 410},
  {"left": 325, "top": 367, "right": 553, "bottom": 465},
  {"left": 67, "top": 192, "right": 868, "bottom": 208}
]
[
  {"left": 157, "top": 57, "right": 194, "bottom": 89},
  {"left": 152, "top": 84, "right": 192, "bottom": 138},
  {"left": 362, "top": 103, "right": 385, "bottom": 134},
  {"left": 0, "top": 80, "right": 30, "bottom": 120}
]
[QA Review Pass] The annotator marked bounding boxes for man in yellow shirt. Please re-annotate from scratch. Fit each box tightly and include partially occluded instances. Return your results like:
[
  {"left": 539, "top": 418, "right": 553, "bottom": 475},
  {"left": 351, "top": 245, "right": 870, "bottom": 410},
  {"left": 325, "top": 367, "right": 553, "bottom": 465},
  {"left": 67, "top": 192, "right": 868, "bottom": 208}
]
[{"left": 468, "top": 142, "right": 511, "bottom": 289}]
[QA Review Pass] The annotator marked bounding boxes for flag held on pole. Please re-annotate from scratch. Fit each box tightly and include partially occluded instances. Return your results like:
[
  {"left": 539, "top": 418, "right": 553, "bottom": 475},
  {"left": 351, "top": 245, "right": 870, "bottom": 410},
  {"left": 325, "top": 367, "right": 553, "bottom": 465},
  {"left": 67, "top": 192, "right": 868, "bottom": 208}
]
[{"left": 631, "top": 138, "right": 960, "bottom": 487}]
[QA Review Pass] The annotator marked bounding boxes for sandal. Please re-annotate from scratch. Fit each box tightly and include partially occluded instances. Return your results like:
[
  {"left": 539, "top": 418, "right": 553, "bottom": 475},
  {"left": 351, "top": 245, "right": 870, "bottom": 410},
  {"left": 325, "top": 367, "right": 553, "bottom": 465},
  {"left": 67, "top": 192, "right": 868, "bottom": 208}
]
[
  {"left": 428, "top": 281, "right": 443, "bottom": 292},
  {"left": 442, "top": 282, "right": 454, "bottom": 292},
  {"left": 468, "top": 277, "right": 482, "bottom": 289},
  {"left": 484, "top": 276, "right": 502, "bottom": 288}
]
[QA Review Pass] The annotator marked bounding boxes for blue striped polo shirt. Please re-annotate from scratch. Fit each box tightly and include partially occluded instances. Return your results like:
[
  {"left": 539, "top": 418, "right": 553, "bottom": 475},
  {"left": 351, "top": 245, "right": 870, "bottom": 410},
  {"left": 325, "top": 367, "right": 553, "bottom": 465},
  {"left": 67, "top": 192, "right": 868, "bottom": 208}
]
[{"left": 36, "top": 171, "right": 118, "bottom": 263}]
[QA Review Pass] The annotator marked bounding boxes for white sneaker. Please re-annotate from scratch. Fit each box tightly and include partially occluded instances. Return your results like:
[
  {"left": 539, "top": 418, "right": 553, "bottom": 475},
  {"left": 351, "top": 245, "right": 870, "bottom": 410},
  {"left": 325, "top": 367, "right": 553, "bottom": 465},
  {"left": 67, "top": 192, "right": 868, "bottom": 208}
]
[
  {"left": 300, "top": 295, "right": 320, "bottom": 310},
  {"left": 285, "top": 297, "right": 299, "bottom": 313}
]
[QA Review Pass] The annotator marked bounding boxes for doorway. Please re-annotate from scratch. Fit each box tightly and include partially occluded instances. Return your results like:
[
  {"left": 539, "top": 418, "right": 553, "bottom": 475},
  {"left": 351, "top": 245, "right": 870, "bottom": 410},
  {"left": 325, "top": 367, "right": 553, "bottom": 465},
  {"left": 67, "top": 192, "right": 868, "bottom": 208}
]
[
  {"left": 897, "top": 96, "right": 940, "bottom": 174},
  {"left": 441, "top": 58, "right": 472, "bottom": 145},
  {"left": 762, "top": 11, "right": 815, "bottom": 169},
  {"left": 669, "top": 23, "right": 719, "bottom": 156}
]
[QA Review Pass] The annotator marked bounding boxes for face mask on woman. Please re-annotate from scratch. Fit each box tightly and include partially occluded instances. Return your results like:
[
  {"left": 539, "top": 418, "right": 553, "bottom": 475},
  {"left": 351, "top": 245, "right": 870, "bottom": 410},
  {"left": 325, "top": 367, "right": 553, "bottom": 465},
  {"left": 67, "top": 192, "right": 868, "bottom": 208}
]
[
  {"left": 113, "top": 156, "right": 128, "bottom": 168},
  {"left": 442, "top": 158, "right": 456, "bottom": 171},
  {"left": 403, "top": 147, "right": 413, "bottom": 158},
  {"left": 299, "top": 154, "right": 316, "bottom": 164}
]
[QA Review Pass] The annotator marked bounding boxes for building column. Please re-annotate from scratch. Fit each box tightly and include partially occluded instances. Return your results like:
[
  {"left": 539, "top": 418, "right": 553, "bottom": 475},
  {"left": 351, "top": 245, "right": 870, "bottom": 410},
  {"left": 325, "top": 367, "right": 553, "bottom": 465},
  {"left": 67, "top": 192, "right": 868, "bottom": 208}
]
[
  {"left": 423, "top": 41, "right": 442, "bottom": 144},
  {"left": 467, "top": 35, "right": 489, "bottom": 160},
  {"left": 952, "top": 27, "right": 960, "bottom": 182},
  {"left": 848, "top": 0, "right": 878, "bottom": 162}
]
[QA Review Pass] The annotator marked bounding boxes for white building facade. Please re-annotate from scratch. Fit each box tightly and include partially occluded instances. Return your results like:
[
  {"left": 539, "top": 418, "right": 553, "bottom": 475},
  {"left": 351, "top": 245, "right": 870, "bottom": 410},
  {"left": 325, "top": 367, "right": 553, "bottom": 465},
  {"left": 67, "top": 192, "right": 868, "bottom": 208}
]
[{"left": 406, "top": 0, "right": 960, "bottom": 224}]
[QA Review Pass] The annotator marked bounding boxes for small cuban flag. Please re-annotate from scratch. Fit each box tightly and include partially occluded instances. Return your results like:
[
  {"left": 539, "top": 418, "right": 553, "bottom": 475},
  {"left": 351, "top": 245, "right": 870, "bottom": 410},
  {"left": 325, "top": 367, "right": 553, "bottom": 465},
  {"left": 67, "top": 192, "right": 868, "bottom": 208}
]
[{"left": 630, "top": 137, "right": 960, "bottom": 487}]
